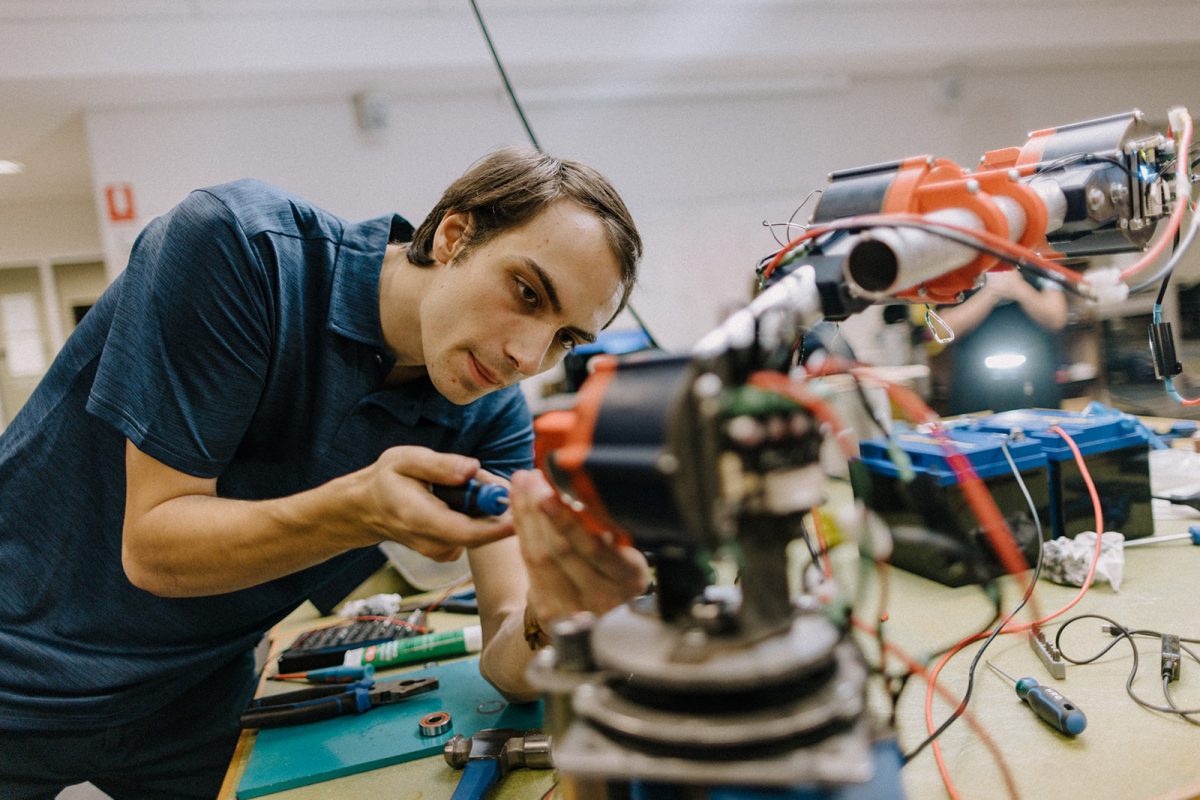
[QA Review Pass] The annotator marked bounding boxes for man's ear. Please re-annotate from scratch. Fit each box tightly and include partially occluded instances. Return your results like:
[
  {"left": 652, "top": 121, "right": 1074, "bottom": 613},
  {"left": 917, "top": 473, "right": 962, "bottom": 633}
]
[{"left": 432, "top": 210, "right": 473, "bottom": 265}]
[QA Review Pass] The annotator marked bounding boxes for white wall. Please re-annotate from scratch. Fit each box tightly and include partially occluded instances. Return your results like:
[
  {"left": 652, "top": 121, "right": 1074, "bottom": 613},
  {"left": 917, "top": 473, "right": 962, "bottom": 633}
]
[
  {"left": 84, "top": 60, "right": 1200, "bottom": 354},
  {"left": 0, "top": 198, "right": 101, "bottom": 264}
]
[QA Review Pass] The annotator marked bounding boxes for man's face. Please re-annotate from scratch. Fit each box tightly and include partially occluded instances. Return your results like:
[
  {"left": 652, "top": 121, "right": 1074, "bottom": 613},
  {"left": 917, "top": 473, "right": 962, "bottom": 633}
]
[{"left": 420, "top": 200, "right": 625, "bottom": 404}]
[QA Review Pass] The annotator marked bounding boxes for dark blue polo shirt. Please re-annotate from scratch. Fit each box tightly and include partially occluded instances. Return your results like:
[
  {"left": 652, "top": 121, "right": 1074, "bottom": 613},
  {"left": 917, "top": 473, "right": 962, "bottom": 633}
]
[{"left": 0, "top": 180, "right": 533, "bottom": 730}]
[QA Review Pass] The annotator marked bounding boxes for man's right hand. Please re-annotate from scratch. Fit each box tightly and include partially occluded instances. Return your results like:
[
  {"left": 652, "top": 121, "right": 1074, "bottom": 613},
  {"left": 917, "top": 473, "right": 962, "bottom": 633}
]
[
  {"left": 121, "top": 440, "right": 514, "bottom": 597},
  {"left": 358, "top": 446, "right": 515, "bottom": 562}
]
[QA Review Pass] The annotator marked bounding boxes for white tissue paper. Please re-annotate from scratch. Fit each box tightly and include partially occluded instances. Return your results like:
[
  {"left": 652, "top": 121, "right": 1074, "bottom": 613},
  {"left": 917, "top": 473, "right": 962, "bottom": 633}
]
[
  {"left": 1041, "top": 531, "right": 1125, "bottom": 592},
  {"left": 338, "top": 592, "right": 404, "bottom": 618}
]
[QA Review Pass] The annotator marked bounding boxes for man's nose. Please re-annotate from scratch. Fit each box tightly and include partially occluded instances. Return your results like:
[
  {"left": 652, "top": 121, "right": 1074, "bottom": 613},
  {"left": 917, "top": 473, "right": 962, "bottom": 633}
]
[{"left": 504, "top": 324, "right": 557, "bottom": 378}]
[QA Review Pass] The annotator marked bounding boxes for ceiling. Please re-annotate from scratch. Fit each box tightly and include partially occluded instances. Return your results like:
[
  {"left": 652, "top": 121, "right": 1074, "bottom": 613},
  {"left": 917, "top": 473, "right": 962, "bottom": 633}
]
[{"left": 2, "top": 0, "right": 1200, "bottom": 205}]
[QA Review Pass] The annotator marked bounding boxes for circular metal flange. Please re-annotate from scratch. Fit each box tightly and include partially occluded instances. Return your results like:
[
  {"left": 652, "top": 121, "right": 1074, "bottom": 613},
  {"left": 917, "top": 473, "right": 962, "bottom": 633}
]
[
  {"left": 591, "top": 605, "right": 840, "bottom": 692},
  {"left": 419, "top": 711, "right": 452, "bottom": 737}
]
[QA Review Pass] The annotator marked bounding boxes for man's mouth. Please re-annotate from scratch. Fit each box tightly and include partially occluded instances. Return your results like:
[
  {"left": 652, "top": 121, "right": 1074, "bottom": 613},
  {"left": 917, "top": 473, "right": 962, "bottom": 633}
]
[{"left": 468, "top": 353, "right": 501, "bottom": 388}]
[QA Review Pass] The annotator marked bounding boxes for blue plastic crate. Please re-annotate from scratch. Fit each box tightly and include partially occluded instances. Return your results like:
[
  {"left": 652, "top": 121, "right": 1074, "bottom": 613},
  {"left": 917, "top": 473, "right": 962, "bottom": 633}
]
[
  {"left": 966, "top": 408, "right": 1148, "bottom": 461},
  {"left": 851, "top": 426, "right": 1051, "bottom": 586},
  {"left": 858, "top": 427, "right": 1048, "bottom": 486},
  {"left": 964, "top": 408, "right": 1152, "bottom": 539}
]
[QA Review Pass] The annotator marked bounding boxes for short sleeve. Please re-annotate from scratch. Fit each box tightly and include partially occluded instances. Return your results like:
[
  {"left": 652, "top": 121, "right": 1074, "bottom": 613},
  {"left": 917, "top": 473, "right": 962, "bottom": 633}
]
[{"left": 86, "top": 189, "right": 273, "bottom": 477}]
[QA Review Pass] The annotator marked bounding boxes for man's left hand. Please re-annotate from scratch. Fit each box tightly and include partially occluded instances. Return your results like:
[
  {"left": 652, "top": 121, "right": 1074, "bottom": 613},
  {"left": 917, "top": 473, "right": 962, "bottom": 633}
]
[{"left": 510, "top": 469, "right": 649, "bottom": 624}]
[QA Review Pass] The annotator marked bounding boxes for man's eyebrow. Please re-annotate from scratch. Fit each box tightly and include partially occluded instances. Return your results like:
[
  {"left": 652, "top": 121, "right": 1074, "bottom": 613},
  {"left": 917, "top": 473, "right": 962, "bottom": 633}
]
[
  {"left": 524, "top": 258, "right": 597, "bottom": 344},
  {"left": 526, "top": 260, "right": 561, "bottom": 314}
]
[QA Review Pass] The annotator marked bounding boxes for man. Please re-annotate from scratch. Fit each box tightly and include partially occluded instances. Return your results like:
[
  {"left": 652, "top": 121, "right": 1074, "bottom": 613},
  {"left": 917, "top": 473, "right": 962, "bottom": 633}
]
[{"left": 0, "top": 147, "right": 649, "bottom": 798}]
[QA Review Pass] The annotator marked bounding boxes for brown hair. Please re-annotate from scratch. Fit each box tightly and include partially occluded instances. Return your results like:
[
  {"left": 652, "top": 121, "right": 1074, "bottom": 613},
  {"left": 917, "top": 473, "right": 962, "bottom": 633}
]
[{"left": 407, "top": 147, "right": 642, "bottom": 317}]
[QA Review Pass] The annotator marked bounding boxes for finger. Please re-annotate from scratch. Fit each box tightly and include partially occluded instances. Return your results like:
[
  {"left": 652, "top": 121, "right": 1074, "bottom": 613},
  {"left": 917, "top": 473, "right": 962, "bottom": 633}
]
[
  {"left": 510, "top": 471, "right": 634, "bottom": 614},
  {"left": 471, "top": 468, "right": 512, "bottom": 489},
  {"left": 520, "top": 473, "right": 635, "bottom": 576},
  {"left": 551, "top": 554, "right": 634, "bottom": 614},
  {"left": 429, "top": 546, "right": 464, "bottom": 563},
  {"left": 384, "top": 446, "right": 480, "bottom": 485},
  {"left": 403, "top": 496, "right": 517, "bottom": 548},
  {"left": 563, "top": 527, "right": 649, "bottom": 592},
  {"left": 527, "top": 566, "right": 586, "bottom": 621}
]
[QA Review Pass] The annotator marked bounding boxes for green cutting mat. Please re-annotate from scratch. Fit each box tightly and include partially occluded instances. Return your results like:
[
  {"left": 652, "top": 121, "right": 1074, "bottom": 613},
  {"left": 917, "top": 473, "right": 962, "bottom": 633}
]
[{"left": 237, "top": 657, "right": 543, "bottom": 798}]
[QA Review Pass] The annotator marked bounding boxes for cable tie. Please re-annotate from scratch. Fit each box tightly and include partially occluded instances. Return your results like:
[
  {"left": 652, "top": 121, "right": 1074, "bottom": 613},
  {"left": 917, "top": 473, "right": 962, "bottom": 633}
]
[{"left": 1082, "top": 267, "right": 1130, "bottom": 305}]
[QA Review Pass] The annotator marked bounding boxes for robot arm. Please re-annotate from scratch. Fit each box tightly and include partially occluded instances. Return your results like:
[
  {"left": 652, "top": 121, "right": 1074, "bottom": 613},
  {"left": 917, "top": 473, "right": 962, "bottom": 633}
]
[
  {"left": 535, "top": 105, "right": 1195, "bottom": 588},
  {"left": 762, "top": 107, "right": 1192, "bottom": 312},
  {"left": 527, "top": 107, "right": 1196, "bottom": 796}
]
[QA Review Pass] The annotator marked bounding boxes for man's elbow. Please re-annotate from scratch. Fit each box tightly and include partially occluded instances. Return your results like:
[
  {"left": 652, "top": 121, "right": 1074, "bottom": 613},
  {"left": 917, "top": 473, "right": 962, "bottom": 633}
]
[
  {"left": 479, "top": 655, "right": 541, "bottom": 705},
  {"left": 121, "top": 526, "right": 182, "bottom": 597}
]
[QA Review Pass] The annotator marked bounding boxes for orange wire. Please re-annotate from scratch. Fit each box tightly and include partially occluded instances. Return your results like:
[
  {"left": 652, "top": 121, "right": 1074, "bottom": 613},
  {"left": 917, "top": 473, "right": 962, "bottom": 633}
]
[
  {"left": 747, "top": 370, "right": 858, "bottom": 460},
  {"left": 852, "top": 617, "right": 1022, "bottom": 800},
  {"left": 864, "top": 374, "right": 1041, "bottom": 616},
  {"left": 924, "top": 426, "right": 1105, "bottom": 797}
]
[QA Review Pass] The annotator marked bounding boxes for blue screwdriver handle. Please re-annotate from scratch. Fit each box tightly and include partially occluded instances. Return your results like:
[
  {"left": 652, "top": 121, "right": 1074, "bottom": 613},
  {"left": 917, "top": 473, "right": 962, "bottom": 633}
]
[
  {"left": 433, "top": 480, "right": 509, "bottom": 517},
  {"left": 1016, "top": 679, "right": 1087, "bottom": 736}
]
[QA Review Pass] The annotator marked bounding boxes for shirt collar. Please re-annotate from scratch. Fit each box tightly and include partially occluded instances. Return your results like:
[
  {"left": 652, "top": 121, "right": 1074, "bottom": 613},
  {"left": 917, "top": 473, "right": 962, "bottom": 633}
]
[
  {"left": 362, "top": 376, "right": 473, "bottom": 428},
  {"left": 329, "top": 213, "right": 471, "bottom": 428},
  {"left": 327, "top": 214, "right": 414, "bottom": 349}
]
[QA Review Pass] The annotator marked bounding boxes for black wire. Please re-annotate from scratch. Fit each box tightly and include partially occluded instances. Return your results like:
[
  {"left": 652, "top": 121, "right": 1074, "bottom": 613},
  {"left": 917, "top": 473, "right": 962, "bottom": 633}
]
[
  {"left": 923, "top": 584, "right": 1004, "bottom": 663},
  {"left": 1154, "top": 228, "right": 1183, "bottom": 306},
  {"left": 1055, "top": 614, "right": 1200, "bottom": 719},
  {"left": 869, "top": 588, "right": 1003, "bottom": 735},
  {"left": 1034, "top": 152, "right": 1132, "bottom": 178},
  {"left": 467, "top": 0, "right": 541, "bottom": 152},
  {"left": 623, "top": 303, "right": 662, "bottom": 349},
  {"left": 466, "top": 0, "right": 660, "bottom": 350},
  {"left": 797, "top": 516, "right": 824, "bottom": 570},
  {"left": 1162, "top": 676, "right": 1200, "bottom": 726},
  {"left": 772, "top": 221, "right": 1085, "bottom": 298},
  {"left": 902, "top": 440, "right": 1046, "bottom": 765}
]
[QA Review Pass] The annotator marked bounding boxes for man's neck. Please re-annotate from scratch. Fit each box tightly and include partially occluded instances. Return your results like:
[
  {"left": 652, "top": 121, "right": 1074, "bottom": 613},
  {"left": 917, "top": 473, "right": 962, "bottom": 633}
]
[{"left": 378, "top": 244, "right": 432, "bottom": 380}]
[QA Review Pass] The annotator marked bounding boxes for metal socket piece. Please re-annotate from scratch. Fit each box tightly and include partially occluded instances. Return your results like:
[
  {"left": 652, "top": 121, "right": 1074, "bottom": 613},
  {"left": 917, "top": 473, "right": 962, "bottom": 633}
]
[{"left": 419, "top": 711, "right": 452, "bottom": 737}]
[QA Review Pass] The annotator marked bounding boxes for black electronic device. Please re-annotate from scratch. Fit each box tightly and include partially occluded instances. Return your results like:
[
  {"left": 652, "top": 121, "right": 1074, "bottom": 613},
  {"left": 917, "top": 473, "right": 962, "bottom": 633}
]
[{"left": 276, "top": 619, "right": 416, "bottom": 674}]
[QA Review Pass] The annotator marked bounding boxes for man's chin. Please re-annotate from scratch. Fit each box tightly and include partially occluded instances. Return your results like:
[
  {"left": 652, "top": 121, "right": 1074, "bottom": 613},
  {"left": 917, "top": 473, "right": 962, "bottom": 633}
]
[{"left": 430, "top": 372, "right": 493, "bottom": 405}]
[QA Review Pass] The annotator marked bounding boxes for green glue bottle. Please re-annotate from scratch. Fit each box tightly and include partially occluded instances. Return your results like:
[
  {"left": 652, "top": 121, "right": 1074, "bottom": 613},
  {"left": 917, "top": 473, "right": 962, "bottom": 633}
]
[{"left": 342, "top": 625, "right": 483, "bottom": 670}]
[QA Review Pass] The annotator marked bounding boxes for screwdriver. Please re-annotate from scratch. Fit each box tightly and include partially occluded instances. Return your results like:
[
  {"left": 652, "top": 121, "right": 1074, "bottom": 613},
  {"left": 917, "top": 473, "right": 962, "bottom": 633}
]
[
  {"left": 986, "top": 661, "right": 1087, "bottom": 736},
  {"left": 432, "top": 479, "right": 510, "bottom": 517}
]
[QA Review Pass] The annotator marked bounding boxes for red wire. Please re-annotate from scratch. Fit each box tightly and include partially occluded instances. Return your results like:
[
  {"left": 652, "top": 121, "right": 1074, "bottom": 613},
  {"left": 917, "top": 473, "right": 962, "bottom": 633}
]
[
  {"left": 923, "top": 425, "right": 1105, "bottom": 797},
  {"left": 421, "top": 576, "right": 475, "bottom": 614},
  {"left": 852, "top": 617, "right": 1022, "bottom": 800},
  {"left": 747, "top": 371, "right": 858, "bottom": 460},
  {"left": 866, "top": 375, "right": 1041, "bottom": 616}
]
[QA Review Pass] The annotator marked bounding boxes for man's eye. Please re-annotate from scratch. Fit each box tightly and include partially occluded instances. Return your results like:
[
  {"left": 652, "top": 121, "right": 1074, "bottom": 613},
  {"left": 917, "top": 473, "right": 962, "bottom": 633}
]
[
  {"left": 558, "top": 331, "right": 577, "bottom": 351},
  {"left": 518, "top": 281, "right": 539, "bottom": 306}
]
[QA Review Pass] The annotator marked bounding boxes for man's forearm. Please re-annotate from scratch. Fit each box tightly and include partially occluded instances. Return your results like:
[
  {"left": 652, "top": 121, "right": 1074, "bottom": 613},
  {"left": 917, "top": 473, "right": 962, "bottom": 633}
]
[{"left": 123, "top": 471, "right": 379, "bottom": 597}]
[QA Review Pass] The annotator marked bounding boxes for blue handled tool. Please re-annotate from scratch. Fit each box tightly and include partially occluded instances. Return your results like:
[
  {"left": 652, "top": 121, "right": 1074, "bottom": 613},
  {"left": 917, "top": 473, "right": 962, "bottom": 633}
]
[
  {"left": 239, "top": 676, "right": 438, "bottom": 729},
  {"left": 1122, "top": 525, "right": 1200, "bottom": 548},
  {"left": 433, "top": 479, "right": 510, "bottom": 517},
  {"left": 986, "top": 661, "right": 1086, "bottom": 736},
  {"left": 444, "top": 729, "right": 553, "bottom": 800},
  {"left": 270, "top": 664, "right": 375, "bottom": 684}
]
